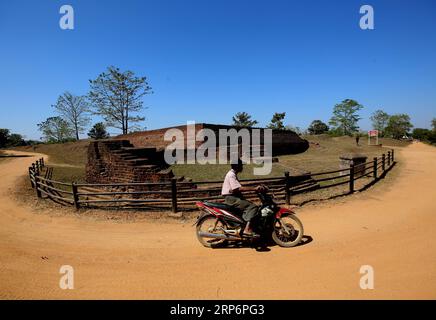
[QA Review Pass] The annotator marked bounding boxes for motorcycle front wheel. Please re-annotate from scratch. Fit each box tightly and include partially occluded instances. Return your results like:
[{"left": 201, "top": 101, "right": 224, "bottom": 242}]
[
  {"left": 272, "top": 214, "right": 304, "bottom": 247},
  {"left": 196, "top": 215, "right": 228, "bottom": 248}
]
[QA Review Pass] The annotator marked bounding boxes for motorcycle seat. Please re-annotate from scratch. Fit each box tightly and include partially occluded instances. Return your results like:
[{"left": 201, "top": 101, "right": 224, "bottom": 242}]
[{"left": 203, "top": 201, "right": 240, "bottom": 212}]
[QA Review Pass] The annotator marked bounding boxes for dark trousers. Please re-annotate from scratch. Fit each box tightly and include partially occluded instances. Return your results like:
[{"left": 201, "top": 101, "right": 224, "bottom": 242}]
[{"left": 224, "top": 195, "right": 258, "bottom": 222}]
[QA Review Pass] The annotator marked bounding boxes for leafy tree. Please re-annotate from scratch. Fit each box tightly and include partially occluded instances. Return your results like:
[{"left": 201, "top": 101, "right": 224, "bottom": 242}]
[
  {"left": 412, "top": 128, "right": 430, "bottom": 140},
  {"left": 267, "top": 112, "right": 286, "bottom": 130},
  {"left": 370, "top": 110, "right": 390, "bottom": 137},
  {"left": 37, "top": 117, "right": 75, "bottom": 143},
  {"left": 432, "top": 118, "right": 436, "bottom": 131},
  {"left": 88, "top": 122, "right": 109, "bottom": 140},
  {"left": 412, "top": 128, "right": 436, "bottom": 145},
  {"left": 232, "top": 112, "right": 258, "bottom": 127},
  {"left": 329, "top": 99, "right": 363, "bottom": 136},
  {"left": 308, "top": 120, "right": 329, "bottom": 135},
  {"left": 88, "top": 66, "right": 152, "bottom": 135},
  {"left": 384, "top": 114, "right": 413, "bottom": 139},
  {"left": 7, "top": 133, "right": 25, "bottom": 147},
  {"left": 53, "top": 91, "right": 90, "bottom": 140},
  {"left": 0, "top": 129, "right": 10, "bottom": 148}
]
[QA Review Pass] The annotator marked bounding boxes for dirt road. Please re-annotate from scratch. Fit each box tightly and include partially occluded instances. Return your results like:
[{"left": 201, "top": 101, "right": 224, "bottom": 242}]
[{"left": 0, "top": 143, "right": 435, "bottom": 299}]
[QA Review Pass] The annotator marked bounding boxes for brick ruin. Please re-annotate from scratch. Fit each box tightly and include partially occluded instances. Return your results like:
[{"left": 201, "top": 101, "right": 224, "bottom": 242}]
[
  {"left": 113, "top": 123, "right": 309, "bottom": 156},
  {"left": 86, "top": 124, "right": 310, "bottom": 185},
  {"left": 86, "top": 140, "right": 174, "bottom": 184}
]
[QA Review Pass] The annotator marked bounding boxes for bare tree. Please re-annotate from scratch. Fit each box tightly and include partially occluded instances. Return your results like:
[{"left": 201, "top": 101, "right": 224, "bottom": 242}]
[
  {"left": 88, "top": 66, "right": 152, "bottom": 134},
  {"left": 53, "top": 92, "right": 90, "bottom": 140}
]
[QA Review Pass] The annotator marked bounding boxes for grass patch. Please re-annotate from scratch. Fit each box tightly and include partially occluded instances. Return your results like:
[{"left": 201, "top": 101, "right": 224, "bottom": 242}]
[
  {"left": 172, "top": 163, "right": 286, "bottom": 181},
  {"left": 12, "top": 135, "right": 407, "bottom": 183},
  {"left": 173, "top": 135, "right": 401, "bottom": 181},
  {"left": 14, "top": 140, "right": 88, "bottom": 166},
  {"left": 14, "top": 141, "right": 88, "bottom": 183}
]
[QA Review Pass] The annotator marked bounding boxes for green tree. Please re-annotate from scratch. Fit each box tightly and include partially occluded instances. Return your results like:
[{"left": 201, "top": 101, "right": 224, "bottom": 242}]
[
  {"left": 53, "top": 91, "right": 90, "bottom": 140},
  {"left": 232, "top": 112, "right": 258, "bottom": 127},
  {"left": 0, "top": 129, "right": 10, "bottom": 148},
  {"left": 308, "top": 120, "right": 329, "bottom": 135},
  {"left": 370, "top": 110, "right": 390, "bottom": 137},
  {"left": 88, "top": 122, "right": 109, "bottom": 140},
  {"left": 88, "top": 66, "right": 152, "bottom": 135},
  {"left": 329, "top": 99, "right": 363, "bottom": 136},
  {"left": 7, "top": 133, "right": 25, "bottom": 147},
  {"left": 267, "top": 112, "right": 286, "bottom": 130},
  {"left": 412, "top": 128, "right": 430, "bottom": 140},
  {"left": 432, "top": 118, "right": 436, "bottom": 131},
  {"left": 385, "top": 114, "right": 413, "bottom": 139},
  {"left": 37, "top": 117, "right": 75, "bottom": 143}
]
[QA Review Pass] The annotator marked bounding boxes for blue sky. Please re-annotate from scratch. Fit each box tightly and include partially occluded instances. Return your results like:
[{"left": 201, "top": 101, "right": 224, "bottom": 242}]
[{"left": 0, "top": 0, "right": 435, "bottom": 140}]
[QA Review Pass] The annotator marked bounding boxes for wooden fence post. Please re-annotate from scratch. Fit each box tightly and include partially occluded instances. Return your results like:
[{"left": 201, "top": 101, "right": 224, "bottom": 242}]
[
  {"left": 391, "top": 149, "right": 394, "bottom": 163},
  {"left": 387, "top": 151, "right": 391, "bottom": 167},
  {"left": 373, "top": 157, "right": 377, "bottom": 180},
  {"left": 41, "top": 157, "right": 44, "bottom": 167},
  {"left": 349, "top": 162, "right": 355, "bottom": 193},
  {"left": 171, "top": 178, "right": 178, "bottom": 213},
  {"left": 35, "top": 175, "right": 41, "bottom": 198},
  {"left": 29, "top": 167, "right": 34, "bottom": 188},
  {"left": 382, "top": 154, "right": 386, "bottom": 172},
  {"left": 284, "top": 171, "right": 291, "bottom": 205},
  {"left": 72, "top": 182, "right": 80, "bottom": 210}
]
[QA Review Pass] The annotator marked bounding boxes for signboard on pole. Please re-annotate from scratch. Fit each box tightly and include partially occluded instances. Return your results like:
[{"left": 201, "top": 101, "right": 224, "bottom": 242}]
[
  {"left": 368, "top": 130, "right": 378, "bottom": 137},
  {"left": 368, "top": 130, "right": 379, "bottom": 145}
]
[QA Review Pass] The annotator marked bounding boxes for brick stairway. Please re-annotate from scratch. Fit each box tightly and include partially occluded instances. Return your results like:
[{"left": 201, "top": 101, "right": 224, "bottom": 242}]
[{"left": 86, "top": 140, "right": 174, "bottom": 184}]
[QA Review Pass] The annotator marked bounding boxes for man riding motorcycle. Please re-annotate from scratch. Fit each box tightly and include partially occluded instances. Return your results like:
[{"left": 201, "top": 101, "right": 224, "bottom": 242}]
[{"left": 221, "top": 159, "right": 265, "bottom": 237}]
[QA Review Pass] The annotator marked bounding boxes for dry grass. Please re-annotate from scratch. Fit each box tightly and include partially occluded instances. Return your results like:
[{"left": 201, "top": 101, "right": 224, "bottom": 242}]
[{"left": 11, "top": 135, "right": 408, "bottom": 183}]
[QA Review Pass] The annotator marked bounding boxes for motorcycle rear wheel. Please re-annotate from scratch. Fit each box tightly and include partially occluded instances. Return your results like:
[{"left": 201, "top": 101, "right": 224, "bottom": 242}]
[
  {"left": 272, "top": 215, "right": 304, "bottom": 247},
  {"left": 196, "top": 215, "right": 228, "bottom": 248}
]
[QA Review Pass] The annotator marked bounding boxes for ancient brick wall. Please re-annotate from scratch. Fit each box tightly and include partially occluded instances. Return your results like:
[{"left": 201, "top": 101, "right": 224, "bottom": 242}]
[
  {"left": 113, "top": 123, "right": 309, "bottom": 156},
  {"left": 86, "top": 140, "right": 174, "bottom": 184}
]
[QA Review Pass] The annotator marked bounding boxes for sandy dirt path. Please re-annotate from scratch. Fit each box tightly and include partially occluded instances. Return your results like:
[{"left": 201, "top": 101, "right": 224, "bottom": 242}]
[{"left": 0, "top": 143, "right": 435, "bottom": 299}]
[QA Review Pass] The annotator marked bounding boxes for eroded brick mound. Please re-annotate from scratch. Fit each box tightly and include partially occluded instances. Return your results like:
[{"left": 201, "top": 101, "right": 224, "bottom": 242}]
[
  {"left": 113, "top": 123, "right": 309, "bottom": 156},
  {"left": 86, "top": 140, "right": 173, "bottom": 184}
]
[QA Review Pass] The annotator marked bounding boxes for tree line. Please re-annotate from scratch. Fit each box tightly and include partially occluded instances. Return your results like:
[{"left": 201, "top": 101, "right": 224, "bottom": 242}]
[
  {"left": 37, "top": 66, "right": 152, "bottom": 143},
  {"left": 231, "top": 99, "right": 435, "bottom": 142}
]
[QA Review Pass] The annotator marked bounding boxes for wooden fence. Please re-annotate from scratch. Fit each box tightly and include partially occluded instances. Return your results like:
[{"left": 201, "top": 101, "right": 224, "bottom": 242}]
[{"left": 28, "top": 149, "right": 395, "bottom": 212}]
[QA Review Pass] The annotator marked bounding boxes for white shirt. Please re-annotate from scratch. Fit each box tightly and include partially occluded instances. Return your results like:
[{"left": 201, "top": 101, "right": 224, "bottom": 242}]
[{"left": 221, "top": 169, "right": 242, "bottom": 196}]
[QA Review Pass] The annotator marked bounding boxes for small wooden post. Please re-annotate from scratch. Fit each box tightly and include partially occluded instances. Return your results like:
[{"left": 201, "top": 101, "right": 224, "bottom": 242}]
[
  {"left": 41, "top": 158, "right": 44, "bottom": 167},
  {"left": 35, "top": 176, "right": 41, "bottom": 198},
  {"left": 32, "top": 163, "right": 36, "bottom": 175},
  {"left": 284, "top": 171, "right": 291, "bottom": 205},
  {"left": 72, "top": 183, "right": 80, "bottom": 210},
  {"left": 382, "top": 154, "right": 386, "bottom": 172},
  {"left": 171, "top": 178, "right": 178, "bottom": 213},
  {"left": 35, "top": 162, "right": 40, "bottom": 177},
  {"left": 349, "top": 162, "right": 355, "bottom": 193},
  {"left": 373, "top": 157, "right": 378, "bottom": 180},
  {"left": 29, "top": 167, "right": 34, "bottom": 188},
  {"left": 387, "top": 151, "right": 391, "bottom": 167},
  {"left": 391, "top": 149, "right": 394, "bottom": 163}
]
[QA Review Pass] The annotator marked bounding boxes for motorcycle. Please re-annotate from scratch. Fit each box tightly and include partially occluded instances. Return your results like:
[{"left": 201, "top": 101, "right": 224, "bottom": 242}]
[{"left": 195, "top": 187, "right": 304, "bottom": 248}]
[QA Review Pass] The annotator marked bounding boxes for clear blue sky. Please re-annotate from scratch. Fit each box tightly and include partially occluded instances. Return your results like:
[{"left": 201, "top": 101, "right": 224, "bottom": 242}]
[{"left": 1, "top": 0, "right": 435, "bottom": 140}]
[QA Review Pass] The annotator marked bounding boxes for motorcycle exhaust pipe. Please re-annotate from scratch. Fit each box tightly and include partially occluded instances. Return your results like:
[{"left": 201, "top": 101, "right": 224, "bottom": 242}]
[{"left": 198, "top": 231, "right": 241, "bottom": 241}]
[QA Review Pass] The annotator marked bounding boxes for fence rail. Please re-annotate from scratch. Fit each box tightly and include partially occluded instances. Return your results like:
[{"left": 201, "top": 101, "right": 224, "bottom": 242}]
[{"left": 28, "top": 149, "right": 396, "bottom": 212}]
